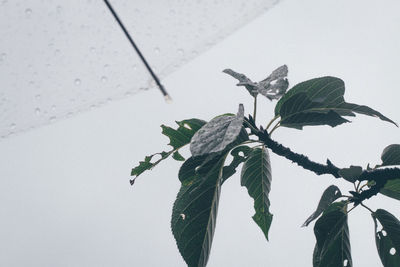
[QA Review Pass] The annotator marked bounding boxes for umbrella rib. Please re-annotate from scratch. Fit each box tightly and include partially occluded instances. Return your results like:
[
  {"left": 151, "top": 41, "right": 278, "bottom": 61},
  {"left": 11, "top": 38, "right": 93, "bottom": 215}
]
[{"left": 103, "top": 0, "right": 171, "bottom": 100}]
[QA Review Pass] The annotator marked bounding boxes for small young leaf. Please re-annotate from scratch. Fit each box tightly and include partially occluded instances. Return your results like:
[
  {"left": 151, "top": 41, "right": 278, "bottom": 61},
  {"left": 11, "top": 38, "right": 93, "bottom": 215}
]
[
  {"left": 190, "top": 104, "right": 245, "bottom": 157},
  {"left": 302, "top": 185, "right": 342, "bottom": 227},
  {"left": 172, "top": 151, "right": 185, "bottom": 161},
  {"left": 171, "top": 155, "right": 225, "bottom": 267},
  {"left": 339, "top": 166, "right": 363, "bottom": 183},
  {"left": 381, "top": 144, "right": 400, "bottom": 167},
  {"left": 257, "top": 65, "right": 289, "bottom": 100},
  {"left": 241, "top": 146, "right": 273, "bottom": 240},
  {"left": 223, "top": 65, "right": 288, "bottom": 100},
  {"left": 372, "top": 209, "right": 400, "bottom": 266},
  {"left": 222, "top": 69, "right": 258, "bottom": 97},
  {"left": 313, "top": 202, "right": 352, "bottom": 267},
  {"left": 131, "top": 119, "right": 206, "bottom": 183},
  {"left": 162, "top": 118, "right": 207, "bottom": 150}
]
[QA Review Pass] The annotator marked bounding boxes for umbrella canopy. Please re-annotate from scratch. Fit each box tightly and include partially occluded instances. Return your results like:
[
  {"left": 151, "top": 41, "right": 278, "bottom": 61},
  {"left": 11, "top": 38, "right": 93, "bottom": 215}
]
[{"left": 0, "top": 0, "right": 279, "bottom": 138}]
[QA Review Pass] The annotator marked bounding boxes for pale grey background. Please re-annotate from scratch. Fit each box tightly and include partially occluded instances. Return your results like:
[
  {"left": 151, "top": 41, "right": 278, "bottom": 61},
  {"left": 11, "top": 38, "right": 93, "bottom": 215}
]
[{"left": 1, "top": 0, "right": 400, "bottom": 266}]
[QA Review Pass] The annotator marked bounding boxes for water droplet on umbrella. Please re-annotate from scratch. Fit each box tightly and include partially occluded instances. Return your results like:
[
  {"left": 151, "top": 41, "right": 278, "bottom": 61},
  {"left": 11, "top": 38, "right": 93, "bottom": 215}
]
[
  {"left": 74, "top": 79, "right": 81, "bottom": 85},
  {"left": 101, "top": 76, "right": 107, "bottom": 83},
  {"left": 49, "top": 116, "right": 56, "bottom": 123},
  {"left": 177, "top": 48, "right": 184, "bottom": 55},
  {"left": 56, "top": 5, "right": 62, "bottom": 13},
  {"left": 90, "top": 47, "right": 96, "bottom": 53},
  {"left": 35, "top": 94, "right": 41, "bottom": 100},
  {"left": 0, "top": 53, "right": 6, "bottom": 62},
  {"left": 9, "top": 123, "right": 16, "bottom": 130},
  {"left": 154, "top": 47, "right": 160, "bottom": 54},
  {"left": 35, "top": 108, "right": 41, "bottom": 115},
  {"left": 51, "top": 105, "right": 56, "bottom": 111},
  {"left": 25, "top": 8, "right": 32, "bottom": 16}
]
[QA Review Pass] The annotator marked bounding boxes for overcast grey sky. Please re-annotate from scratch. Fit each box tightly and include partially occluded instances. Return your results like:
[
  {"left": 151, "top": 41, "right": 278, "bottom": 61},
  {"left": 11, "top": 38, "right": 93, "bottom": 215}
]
[{"left": 1, "top": 0, "right": 400, "bottom": 266}]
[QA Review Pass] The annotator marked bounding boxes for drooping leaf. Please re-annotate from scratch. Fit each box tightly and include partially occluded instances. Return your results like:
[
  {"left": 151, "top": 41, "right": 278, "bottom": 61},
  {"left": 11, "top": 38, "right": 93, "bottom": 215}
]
[
  {"left": 274, "top": 76, "right": 397, "bottom": 129},
  {"left": 372, "top": 209, "right": 400, "bottom": 266},
  {"left": 223, "top": 65, "right": 288, "bottom": 100},
  {"left": 381, "top": 144, "right": 400, "bottom": 167},
  {"left": 131, "top": 119, "right": 206, "bottom": 183},
  {"left": 313, "top": 202, "right": 352, "bottom": 267},
  {"left": 380, "top": 179, "right": 400, "bottom": 201},
  {"left": 190, "top": 104, "right": 245, "bottom": 157},
  {"left": 171, "top": 155, "right": 225, "bottom": 267},
  {"left": 302, "top": 185, "right": 342, "bottom": 227},
  {"left": 339, "top": 166, "right": 363, "bottom": 183},
  {"left": 241, "top": 146, "right": 273, "bottom": 240}
]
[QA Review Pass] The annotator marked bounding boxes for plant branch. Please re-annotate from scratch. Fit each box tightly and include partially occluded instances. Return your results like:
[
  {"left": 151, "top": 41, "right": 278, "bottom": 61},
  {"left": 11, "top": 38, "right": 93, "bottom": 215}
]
[
  {"left": 245, "top": 117, "right": 341, "bottom": 178},
  {"left": 244, "top": 116, "right": 400, "bottom": 205}
]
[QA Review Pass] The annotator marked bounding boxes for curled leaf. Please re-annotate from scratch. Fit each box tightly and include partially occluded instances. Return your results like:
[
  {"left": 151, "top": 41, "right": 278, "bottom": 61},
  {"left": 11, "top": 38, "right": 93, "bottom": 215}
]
[
  {"left": 223, "top": 65, "right": 288, "bottom": 100},
  {"left": 303, "top": 185, "right": 342, "bottom": 227}
]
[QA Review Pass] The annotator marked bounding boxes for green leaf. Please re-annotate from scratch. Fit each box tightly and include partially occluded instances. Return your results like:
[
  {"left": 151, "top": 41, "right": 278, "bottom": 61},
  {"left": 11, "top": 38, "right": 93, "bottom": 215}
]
[
  {"left": 381, "top": 144, "right": 400, "bottom": 167},
  {"left": 171, "top": 155, "right": 225, "bottom": 267},
  {"left": 241, "top": 146, "right": 273, "bottom": 240},
  {"left": 275, "top": 76, "right": 397, "bottom": 129},
  {"left": 380, "top": 179, "right": 400, "bottom": 201},
  {"left": 279, "top": 92, "right": 349, "bottom": 129},
  {"left": 172, "top": 151, "right": 185, "bottom": 161},
  {"left": 372, "top": 209, "right": 400, "bottom": 266},
  {"left": 162, "top": 119, "right": 207, "bottom": 150},
  {"left": 313, "top": 202, "right": 352, "bottom": 267},
  {"left": 190, "top": 104, "right": 245, "bottom": 156},
  {"left": 302, "top": 185, "right": 342, "bottom": 227},
  {"left": 131, "top": 119, "right": 206, "bottom": 184},
  {"left": 339, "top": 166, "right": 363, "bottom": 183}
]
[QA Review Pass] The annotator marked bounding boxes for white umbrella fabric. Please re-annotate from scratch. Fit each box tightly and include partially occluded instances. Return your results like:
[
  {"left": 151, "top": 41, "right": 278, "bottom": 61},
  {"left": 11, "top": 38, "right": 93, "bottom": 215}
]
[{"left": 0, "top": 0, "right": 279, "bottom": 138}]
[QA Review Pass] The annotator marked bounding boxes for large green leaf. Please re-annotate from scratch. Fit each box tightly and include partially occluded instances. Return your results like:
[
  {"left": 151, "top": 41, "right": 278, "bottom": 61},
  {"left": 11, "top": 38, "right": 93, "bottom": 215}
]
[
  {"left": 240, "top": 146, "right": 273, "bottom": 240},
  {"left": 274, "top": 76, "right": 397, "bottom": 129},
  {"left": 171, "top": 155, "right": 225, "bottom": 267},
  {"left": 190, "top": 104, "right": 245, "bottom": 157},
  {"left": 278, "top": 92, "right": 349, "bottom": 129},
  {"left": 313, "top": 202, "right": 352, "bottom": 267},
  {"left": 372, "top": 209, "right": 400, "bottom": 266},
  {"left": 130, "top": 119, "right": 206, "bottom": 184},
  {"left": 302, "top": 185, "right": 342, "bottom": 227},
  {"left": 381, "top": 144, "right": 400, "bottom": 167}
]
